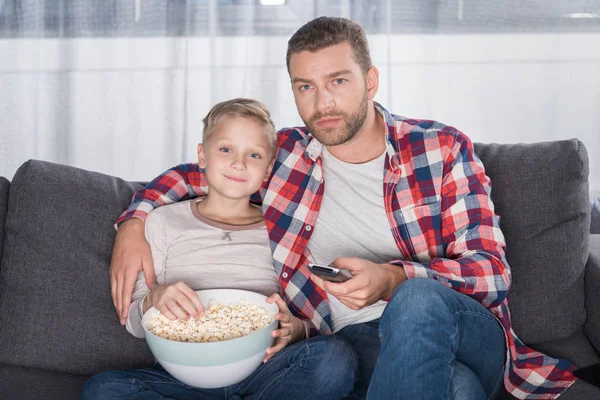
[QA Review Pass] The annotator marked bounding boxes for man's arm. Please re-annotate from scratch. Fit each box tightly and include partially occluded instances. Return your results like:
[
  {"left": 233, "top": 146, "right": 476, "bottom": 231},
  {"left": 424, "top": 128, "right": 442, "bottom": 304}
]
[
  {"left": 312, "top": 133, "right": 510, "bottom": 310},
  {"left": 397, "top": 133, "right": 511, "bottom": 309},
  {"left": 111, "top": 163, "right": 207, "bottom": 324},
  {"left": 125, "top": 211, "right": 168, "bottom": 337}
]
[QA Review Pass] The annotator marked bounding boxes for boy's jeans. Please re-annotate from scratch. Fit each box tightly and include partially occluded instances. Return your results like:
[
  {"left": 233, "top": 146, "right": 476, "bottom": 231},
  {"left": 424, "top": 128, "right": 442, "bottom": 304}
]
[
  {"left": 80, "top": 335, "right": 358, "bottom": 400},
  {"left": 337, "top": 278, "right": 506, "bottom": 400}
]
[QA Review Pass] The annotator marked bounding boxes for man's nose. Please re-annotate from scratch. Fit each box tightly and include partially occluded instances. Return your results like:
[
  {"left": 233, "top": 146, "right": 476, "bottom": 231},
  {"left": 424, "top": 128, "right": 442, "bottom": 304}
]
[{"left": 315, "top": 87, "right": 335, "bottom": 113}]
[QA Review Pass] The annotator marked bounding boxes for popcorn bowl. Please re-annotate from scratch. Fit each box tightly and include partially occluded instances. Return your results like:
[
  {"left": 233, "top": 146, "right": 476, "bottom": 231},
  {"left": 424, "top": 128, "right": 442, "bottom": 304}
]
[{"left": 142, "top": 289, "right": 278, "bottom": 388}]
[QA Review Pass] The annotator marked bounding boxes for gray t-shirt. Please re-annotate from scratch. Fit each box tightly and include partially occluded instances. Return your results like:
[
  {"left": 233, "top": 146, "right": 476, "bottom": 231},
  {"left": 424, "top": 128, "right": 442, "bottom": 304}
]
[
  {"left": 308, "top": 146, "right": 402, "bottom": 332},
  {"left": 126, "top": 199, "right": 279, "bottom": 338}
]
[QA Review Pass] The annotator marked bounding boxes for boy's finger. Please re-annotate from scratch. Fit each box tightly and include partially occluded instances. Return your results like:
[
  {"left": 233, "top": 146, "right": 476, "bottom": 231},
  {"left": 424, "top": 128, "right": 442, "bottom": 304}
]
[
  {"left": 180, "top": 285, "right": 205, "bottom": 316},
  {"left": 167, "top": 301, "right": 189, "bottom": 320},
  {"left": 275, "top": 312, "right": 291, "bottom": 324},
  {"left": 263, "top": 341, "right": 287, "bottom": 363},
  {"left": 272, "top": 327, "right": 291, "bottom": 338}
]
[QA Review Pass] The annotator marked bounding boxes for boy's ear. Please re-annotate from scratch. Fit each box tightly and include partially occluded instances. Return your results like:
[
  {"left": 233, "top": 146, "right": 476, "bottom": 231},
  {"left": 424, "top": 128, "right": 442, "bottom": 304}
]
[
  {"left": 263, "top": 159, "right": 275, "bottom": 182},
  {"left": 197, "top": 143, "right": 207, "bottom": 168}
]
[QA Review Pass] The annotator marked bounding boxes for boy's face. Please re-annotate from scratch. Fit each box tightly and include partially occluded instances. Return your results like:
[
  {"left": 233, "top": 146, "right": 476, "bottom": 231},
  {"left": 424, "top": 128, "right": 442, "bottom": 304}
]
[
  {"left": 289, "top": 41, "right": 379, "bottom": 146},
  {"left": 197, "top": 116, "right": 274, "bottom": 201}
]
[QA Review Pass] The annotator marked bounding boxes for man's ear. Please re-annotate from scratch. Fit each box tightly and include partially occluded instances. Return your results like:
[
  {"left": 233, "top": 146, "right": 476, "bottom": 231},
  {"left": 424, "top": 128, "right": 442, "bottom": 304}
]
[
  {"left": 263, "top": 160, "right": 275, "bottom": 182},
  {"left": 197, "top": 143, "right": 207, "bottom": 168},
  {"left": 366, "top": 66, "right": 379, "bottom": 101}
]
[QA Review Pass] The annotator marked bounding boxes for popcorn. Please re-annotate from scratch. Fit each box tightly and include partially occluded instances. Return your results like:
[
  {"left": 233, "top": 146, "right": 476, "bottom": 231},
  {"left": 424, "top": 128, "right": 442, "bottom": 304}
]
[{"left": 147, "top": 300, "right": 274, "bottom": 343}]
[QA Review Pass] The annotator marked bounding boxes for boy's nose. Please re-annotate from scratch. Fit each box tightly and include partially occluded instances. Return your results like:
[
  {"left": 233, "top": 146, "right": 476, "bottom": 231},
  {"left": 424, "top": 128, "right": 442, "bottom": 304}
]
[{"left": 231, "top": 157, "right": 246, "bottom": 170}]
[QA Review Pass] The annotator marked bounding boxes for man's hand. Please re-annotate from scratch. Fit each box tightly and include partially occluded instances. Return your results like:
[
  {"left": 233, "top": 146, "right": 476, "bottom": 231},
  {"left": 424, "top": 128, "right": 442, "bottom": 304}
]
[
  {"left": 144, "top": 281, "right": 205, "bottom": 320},
  {"left": 264, "top": 293, "right": 306, "bottom": 363},
  {"left": 310, "top": 257, "right": 406, "bottom": 310},
  {"left": 110, "top": 218, "right": 156, "bottom": 325}
]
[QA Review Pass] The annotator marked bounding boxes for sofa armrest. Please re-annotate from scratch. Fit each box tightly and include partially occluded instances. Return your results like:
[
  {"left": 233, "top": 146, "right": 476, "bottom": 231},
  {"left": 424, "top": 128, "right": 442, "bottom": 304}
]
[{"left": 585, "top": 234, "right": 600, "bottom": 353}]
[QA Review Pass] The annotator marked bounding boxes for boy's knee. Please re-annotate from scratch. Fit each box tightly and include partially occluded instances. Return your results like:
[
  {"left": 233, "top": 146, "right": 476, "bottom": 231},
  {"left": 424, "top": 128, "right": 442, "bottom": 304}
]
[
  {"left": 81, "top": 374, "right": 106, "bottom": 400},
  {"left": 307, "top": 336, "right": 359, "bottom": 383},
  {"left": 80, "top": 371, "right": 129, "bottom": 400}
]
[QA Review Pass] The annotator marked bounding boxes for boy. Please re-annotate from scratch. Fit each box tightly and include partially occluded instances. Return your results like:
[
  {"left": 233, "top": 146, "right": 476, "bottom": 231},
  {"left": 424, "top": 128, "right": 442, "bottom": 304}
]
[{"left": 81, "top": 98, "right": 357, "bottom": 400}]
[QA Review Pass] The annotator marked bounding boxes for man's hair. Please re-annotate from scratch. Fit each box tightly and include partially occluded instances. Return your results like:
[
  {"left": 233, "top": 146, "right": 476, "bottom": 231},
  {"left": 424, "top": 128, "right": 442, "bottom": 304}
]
[
  {"left": 202, "top": 98, "right": 277, "bottom": 157},
  {"left": 286, "top": 16, "right": 372, "bottom": 74}
]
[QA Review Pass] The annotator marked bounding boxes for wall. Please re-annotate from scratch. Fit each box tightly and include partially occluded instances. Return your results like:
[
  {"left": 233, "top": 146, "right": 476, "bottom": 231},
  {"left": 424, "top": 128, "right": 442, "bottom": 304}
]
[{"left": 0, "top": 33, "right": 598, "bottom": 197}]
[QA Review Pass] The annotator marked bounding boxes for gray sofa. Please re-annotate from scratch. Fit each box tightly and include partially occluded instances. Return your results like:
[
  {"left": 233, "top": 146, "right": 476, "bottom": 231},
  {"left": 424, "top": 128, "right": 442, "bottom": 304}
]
[{"left": 0, "top": 139, "right": 599, "bottom": 400}]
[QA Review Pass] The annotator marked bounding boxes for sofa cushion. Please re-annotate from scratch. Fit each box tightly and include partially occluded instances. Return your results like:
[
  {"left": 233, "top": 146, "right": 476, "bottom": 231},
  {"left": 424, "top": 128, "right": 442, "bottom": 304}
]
[
  {"left": 474, "top": 140, "right": 589, "bottom": 344},
  {"left": 0, "top": 364, "right": 88, "bottom": 400},
  {"left": 592, "top": 197, "right": 600, "bottom": 234},
  {"left": 585, "top": 234, "right": 600, "bottom": 354},
  {"left": 0, "top": 176, "right": 9, "bottom": 265},
  {"left": 0, "top": 160, "right": 155, "bottom": 376}
]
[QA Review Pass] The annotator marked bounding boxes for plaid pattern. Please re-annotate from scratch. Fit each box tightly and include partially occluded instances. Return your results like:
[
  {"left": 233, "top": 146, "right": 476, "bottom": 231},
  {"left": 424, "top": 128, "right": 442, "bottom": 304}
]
[{"left": 117, "top": 103, "right": 576, "bottom": 398}]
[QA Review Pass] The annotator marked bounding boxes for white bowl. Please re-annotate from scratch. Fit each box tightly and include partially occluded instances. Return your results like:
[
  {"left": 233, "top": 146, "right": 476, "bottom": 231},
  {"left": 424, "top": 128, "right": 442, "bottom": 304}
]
[{"left": 142, "top": 289, "right": 278, "bottom": 388}]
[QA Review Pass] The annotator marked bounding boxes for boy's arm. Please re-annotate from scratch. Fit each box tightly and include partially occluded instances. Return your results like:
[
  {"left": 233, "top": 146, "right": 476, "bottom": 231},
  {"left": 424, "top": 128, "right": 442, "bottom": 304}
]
[
  {"left": 125, "top": 211, "right": 167, "bottom": 338},
  {"left": 111, "top": 163, "right": 206, "bottom": 324}
]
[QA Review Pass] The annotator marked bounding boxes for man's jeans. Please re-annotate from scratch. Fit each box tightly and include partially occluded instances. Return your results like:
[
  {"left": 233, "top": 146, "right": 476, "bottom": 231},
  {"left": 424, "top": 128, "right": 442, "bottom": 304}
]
[
  {"left": 337, "top": 278, "right": 506, "bottom": 400},
  {"left": 80, "top": 335, "right": 358, "bottom": 400}
]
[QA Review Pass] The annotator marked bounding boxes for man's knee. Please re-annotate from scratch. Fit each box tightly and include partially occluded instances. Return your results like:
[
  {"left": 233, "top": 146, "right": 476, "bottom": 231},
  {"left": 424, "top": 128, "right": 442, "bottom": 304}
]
[{"left": 388, "top": 278, "right": 452, "bottom": 314}]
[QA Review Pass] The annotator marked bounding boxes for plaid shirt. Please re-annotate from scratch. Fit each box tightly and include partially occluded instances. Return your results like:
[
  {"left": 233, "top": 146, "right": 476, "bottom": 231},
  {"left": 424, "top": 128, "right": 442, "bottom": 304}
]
[{"left": 117, "top": 103, "right": 576, "bottom": 399}]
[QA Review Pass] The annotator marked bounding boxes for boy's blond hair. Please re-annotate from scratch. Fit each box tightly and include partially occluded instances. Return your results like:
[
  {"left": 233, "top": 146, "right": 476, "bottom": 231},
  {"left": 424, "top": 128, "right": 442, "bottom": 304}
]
[{"left": 202, "top": 98, "right": 277, "bottom": 157}]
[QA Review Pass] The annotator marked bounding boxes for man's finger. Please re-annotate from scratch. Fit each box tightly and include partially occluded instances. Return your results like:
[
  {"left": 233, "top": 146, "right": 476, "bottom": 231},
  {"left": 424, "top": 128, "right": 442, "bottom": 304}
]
[
  {"left": 116, "top": 271, "right": 124, "bottom": 324},
  {"left": 143, "top": 253, "right": 157, "bottom": 290},
  {"left": 121, "top": 269, "right": 138, "bottom": 321},
  {"left": 320, "top": 274, "right": 365, "bottom": 298},
  {"left": 110, "top": 274, "right": 117, "bottom": 312},
  {"left": 331, "top": 257, "right": 363, "bottom": 273}
]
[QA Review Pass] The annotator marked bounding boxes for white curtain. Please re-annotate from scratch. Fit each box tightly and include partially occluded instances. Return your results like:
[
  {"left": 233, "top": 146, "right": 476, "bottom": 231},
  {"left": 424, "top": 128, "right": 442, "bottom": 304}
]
[{"left": 0, "top": 0, "right": 599, "bottom": 197}]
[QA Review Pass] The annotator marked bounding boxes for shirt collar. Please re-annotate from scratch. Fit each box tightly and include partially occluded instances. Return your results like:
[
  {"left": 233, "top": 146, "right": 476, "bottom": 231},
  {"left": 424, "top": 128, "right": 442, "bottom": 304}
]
[{"left": 305, "top": 102, "right": 401, "bottom": 172}]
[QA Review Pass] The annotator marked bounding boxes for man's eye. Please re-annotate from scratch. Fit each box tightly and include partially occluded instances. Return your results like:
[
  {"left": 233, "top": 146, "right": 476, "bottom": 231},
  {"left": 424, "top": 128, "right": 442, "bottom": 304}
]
[
  {"left": 334, "top": 78, "right": 346, "bottom": 85},
  {"left": 299, "top": 84, "right": 311, "bottom": 92},
  {"left": 219, "top": 148, "right": 231, "bottom": 153}
]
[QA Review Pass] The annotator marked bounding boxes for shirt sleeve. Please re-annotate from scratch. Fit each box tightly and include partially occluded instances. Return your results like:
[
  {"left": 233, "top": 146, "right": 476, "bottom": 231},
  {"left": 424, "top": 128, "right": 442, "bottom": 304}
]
[
  {"left": 125, "top": 210, "right": 168, "bottom": 338},
  {"left": 396, "top": 133, "right": 511, "bottom": 309},
  {"left": 114, "top": 163, "right": 207, "bottom": 229},
  {"left": 114, "top": 163, "right": 265, "bottom": 229}
]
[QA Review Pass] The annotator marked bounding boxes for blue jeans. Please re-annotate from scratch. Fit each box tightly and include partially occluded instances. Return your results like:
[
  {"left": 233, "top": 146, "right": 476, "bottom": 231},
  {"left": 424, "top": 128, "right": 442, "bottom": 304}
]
[
  {"left": 337, "top": 278, "right": 506, "bottom": 400},
  {"left": 81, "top": 335, "right": 358, "bottom": 400}
]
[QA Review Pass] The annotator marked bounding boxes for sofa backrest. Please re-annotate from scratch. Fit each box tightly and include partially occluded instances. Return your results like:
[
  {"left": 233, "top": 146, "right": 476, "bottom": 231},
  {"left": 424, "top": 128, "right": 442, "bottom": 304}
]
[
  {"left": 474, "top": 139, "right": 590, "bottom": 345},
  {"left": 0, "top": 176, "right": 9, "bottom": 267},
  {"left": 0, "top": 160, "right": 155, "bottom": 376}
]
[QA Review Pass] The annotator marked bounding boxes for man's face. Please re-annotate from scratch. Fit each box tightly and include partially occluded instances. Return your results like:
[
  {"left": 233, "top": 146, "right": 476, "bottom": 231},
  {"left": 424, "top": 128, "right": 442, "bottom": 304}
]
[{"left": 289, "top": 42, "right": 375, "bottom": 146}]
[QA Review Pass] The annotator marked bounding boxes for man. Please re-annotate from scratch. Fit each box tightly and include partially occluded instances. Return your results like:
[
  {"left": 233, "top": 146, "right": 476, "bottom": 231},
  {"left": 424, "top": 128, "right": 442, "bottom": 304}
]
[{"left": 111, "top": 17, "right": 576, "bottom": 399}]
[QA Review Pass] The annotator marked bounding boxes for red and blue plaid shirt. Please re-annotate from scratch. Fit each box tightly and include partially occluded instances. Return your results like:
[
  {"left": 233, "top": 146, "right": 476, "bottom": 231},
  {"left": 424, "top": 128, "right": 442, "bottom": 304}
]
[{"left": 117, "top": 103, "right": 576, "bottom": 399}]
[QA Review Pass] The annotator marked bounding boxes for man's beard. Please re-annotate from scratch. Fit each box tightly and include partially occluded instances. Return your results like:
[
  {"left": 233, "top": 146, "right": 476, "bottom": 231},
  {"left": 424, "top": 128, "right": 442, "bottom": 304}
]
[{"left": 304, "top": 91, "right": 369, "bottom": 146}]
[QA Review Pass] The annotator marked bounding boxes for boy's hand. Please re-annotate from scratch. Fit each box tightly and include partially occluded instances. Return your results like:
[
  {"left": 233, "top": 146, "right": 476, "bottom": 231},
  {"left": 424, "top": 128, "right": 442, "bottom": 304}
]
[
  {"left": 145, "top": 281, "right": 205, "bottom": 320},
  {"left": 263, "top": 293, "right": 306, "bottom": 363},
  {"left": 110, "top": 218, "right": 157, "bottom": 325}
]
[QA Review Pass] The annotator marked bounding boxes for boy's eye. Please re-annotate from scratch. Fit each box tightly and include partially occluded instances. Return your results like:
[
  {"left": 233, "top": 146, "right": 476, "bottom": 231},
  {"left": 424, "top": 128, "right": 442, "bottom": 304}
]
[
  {"left": 249, "top": 153, "right": 262, "bottom": 159},
  {"left": 219, "top": 147, "right": 231, "bottom": 153}
]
